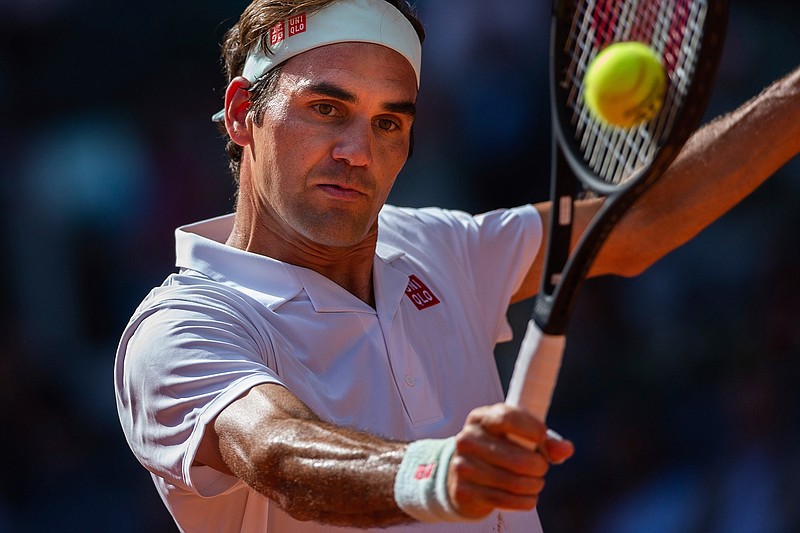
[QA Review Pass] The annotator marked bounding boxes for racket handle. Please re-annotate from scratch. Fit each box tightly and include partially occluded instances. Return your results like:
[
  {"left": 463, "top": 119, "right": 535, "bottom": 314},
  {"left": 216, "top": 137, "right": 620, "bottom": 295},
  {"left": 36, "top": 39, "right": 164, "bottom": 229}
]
[{"left": 505, "top": 320, "right": 566, "bottom": 422}]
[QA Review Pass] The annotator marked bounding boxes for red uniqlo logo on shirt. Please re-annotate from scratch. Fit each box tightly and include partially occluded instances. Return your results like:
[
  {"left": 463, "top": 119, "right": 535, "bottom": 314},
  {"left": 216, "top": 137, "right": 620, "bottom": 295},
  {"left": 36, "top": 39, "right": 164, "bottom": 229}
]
[
  {"left": 269, "top": 22, "right": 285, "bottom": 45},
  {"left": 405, "top": 275, "right": 441, "bottom": 311},
  {"left": 287, "top": 13, "right": 307, "bottom": 37}
]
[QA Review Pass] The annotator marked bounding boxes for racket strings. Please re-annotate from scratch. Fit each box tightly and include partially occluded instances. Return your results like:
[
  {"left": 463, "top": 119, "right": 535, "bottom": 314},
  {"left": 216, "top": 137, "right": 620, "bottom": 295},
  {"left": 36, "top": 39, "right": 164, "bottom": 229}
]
[{"left": 562, "top": 0, "right": 708, "bottom": 187}]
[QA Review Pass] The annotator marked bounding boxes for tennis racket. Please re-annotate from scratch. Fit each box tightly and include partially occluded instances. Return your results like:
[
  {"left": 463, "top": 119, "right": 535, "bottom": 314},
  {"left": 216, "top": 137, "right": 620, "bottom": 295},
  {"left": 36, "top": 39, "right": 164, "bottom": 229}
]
[{"left": 506, "top": 0, "right": 729, "bottom": 423}]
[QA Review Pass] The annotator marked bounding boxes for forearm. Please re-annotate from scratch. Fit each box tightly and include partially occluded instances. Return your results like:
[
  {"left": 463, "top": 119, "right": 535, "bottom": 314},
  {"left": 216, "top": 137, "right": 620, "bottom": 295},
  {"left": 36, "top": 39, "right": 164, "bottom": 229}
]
[
  {"left": 212, "top": 385, "right": 574, "bottom": 527},
  {"left": 215, "top": 385, "right": 411, "bottom": 527},
  {"left": 596, "top": 66, "right": 800, "bottom": 276},
  {"left": 241, "top": 420, "right": 408, "bottom": 526}
]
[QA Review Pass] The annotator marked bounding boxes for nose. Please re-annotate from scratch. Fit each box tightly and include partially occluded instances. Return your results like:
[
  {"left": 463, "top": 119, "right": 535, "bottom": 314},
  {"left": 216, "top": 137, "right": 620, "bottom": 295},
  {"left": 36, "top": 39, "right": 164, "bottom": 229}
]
[{"left": 331, "top": 117, "right": 373, "bottom": 167}]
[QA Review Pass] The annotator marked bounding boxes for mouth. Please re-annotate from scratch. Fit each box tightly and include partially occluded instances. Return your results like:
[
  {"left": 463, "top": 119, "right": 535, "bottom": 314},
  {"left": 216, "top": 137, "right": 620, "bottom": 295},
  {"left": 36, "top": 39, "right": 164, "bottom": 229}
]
[{"left": 316, "top": 183, "right": 366, "bottom": 200}]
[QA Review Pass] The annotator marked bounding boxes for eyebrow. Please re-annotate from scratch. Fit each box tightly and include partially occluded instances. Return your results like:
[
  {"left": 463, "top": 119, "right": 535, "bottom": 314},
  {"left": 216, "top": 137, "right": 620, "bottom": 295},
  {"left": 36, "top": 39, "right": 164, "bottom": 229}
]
[{"left": 306, "top": 82, "right": 417, "bottom": 118}]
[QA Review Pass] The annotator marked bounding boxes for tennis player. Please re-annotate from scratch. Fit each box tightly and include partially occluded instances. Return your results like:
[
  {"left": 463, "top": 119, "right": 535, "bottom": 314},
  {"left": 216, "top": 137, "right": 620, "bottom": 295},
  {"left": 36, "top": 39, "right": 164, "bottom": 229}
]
[{"left": 114, "top": 0, "right": 800, "bottom": 531}]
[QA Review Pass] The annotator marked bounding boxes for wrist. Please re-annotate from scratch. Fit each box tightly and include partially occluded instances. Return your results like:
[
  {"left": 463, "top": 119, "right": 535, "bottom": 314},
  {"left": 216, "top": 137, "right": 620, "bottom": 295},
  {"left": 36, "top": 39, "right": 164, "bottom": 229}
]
[{"left": 393, "top": 437, "right": 467, "bottom": 522}]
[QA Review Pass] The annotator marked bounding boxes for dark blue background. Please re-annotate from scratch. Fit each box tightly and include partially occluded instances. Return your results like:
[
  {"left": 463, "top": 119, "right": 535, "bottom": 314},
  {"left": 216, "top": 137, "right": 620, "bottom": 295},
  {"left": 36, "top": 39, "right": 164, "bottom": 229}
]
[{"left": 1, "top": 1, "right": 798, "bottom": 531}]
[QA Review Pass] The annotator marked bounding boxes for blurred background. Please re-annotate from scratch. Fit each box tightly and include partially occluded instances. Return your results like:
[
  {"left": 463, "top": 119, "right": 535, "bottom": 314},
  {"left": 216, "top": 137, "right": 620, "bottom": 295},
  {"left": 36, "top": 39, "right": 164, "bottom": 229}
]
[{"left": 1, "top": 1, "right": 798, "bottom": 531}]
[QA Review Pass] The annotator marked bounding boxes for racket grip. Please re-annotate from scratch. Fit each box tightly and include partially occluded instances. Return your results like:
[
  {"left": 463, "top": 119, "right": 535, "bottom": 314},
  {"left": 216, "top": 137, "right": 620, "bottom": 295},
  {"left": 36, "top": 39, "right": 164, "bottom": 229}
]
[{"left": 505, "top": 320, "right": 566, "bottom": 422}]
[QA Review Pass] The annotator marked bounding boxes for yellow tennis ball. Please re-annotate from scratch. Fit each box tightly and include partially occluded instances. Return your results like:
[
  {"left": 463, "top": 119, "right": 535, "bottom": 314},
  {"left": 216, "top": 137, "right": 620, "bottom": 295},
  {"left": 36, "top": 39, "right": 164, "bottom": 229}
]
[{"left": 583, "top": 42, "right": 667, "bottom": 128}]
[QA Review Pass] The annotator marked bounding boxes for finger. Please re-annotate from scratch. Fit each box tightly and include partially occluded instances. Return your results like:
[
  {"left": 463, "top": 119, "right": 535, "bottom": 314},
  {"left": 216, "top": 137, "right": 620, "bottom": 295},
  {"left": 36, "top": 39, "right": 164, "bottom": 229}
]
[
  {"left": 449, "top": 451, "right": 547, "bottom": 497},
  {"left": 449, "top": 472, "right": 544, "bottom": 518},
  {"left": 455, "top": 427, "right": 550, "bottom": 477},
  {"left": 542, "top": 429, "right": 575, "bottom": 465},
  {"left": 466, "top": 404, "right": 547, "bottom": 444}
]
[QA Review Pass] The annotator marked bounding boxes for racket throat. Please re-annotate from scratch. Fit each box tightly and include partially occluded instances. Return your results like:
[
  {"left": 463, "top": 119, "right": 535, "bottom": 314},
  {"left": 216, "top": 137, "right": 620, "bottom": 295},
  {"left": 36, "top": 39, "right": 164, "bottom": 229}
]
[{"left": 537, "top": 145, "right": 576, "bottom": 335}]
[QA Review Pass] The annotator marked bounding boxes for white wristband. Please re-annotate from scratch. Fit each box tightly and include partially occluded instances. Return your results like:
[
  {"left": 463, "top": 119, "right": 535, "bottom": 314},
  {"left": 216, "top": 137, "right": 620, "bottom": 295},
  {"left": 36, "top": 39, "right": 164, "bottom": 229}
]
[{"left": 393, "top": 437, "right": 466, "bottom": 522}]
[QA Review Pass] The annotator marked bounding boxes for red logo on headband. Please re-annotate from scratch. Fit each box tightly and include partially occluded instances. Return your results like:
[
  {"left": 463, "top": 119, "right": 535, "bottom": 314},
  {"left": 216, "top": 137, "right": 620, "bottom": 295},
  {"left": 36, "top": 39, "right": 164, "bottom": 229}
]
[
  {"left": 287, "top": 13, "right": 307, "bottom": 37},
  {"left": 270, "top": 13, "right": 306, "bottom": 46},
  {"left": 270, "top": 22, "right": 286, "bottom": 46}
]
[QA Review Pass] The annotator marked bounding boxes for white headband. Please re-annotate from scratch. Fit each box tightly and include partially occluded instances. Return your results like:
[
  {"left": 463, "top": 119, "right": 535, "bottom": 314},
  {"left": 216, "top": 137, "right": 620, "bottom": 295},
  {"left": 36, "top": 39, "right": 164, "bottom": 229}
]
[{"left": 213, "top": 0, "right": 422, "bottom": 121}]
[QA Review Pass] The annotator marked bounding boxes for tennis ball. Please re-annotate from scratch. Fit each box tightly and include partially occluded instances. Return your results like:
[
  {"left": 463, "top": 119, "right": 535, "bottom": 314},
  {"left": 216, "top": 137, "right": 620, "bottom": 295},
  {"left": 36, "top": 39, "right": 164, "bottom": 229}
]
[{"left": 583, "top": 42, "right": 666, "bottom": 128}]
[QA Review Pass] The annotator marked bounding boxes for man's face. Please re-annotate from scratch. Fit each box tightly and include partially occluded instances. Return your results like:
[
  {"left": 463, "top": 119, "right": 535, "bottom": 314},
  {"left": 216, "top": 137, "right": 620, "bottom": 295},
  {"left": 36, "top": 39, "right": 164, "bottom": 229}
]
[{"left": 244, "top": 42, "right": 417, "bottom": 249}]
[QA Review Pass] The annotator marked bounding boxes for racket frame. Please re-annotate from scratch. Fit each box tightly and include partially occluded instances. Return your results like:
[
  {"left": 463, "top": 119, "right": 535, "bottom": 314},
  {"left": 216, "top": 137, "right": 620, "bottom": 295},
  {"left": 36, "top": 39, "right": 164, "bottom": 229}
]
[{"left": 534, "top": 0, "right": 729, "bottom": 336}]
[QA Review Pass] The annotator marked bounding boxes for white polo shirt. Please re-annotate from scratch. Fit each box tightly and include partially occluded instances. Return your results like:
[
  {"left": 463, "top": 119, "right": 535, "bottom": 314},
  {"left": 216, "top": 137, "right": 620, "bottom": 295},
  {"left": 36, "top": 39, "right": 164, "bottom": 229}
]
[{"left": 115, "top": 204, "right": 544, "bottom": 532}]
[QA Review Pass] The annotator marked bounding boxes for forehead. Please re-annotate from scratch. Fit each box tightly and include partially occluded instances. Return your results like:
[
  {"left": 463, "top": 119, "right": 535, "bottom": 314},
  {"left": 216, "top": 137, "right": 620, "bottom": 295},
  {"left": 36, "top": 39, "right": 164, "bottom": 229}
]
[{"left": 277, "top": 42, "right": 418, "bottom": 98}]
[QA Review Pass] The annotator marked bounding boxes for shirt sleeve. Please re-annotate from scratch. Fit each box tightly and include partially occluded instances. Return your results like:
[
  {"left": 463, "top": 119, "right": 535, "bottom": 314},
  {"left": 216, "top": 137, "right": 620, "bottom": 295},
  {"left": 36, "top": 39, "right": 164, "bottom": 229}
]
[
  {"left": 470, "top": 205, "right": 543, "bottom": 342},
  {"left": 114, "top": 283, "right": 282, "bottom": 496}
]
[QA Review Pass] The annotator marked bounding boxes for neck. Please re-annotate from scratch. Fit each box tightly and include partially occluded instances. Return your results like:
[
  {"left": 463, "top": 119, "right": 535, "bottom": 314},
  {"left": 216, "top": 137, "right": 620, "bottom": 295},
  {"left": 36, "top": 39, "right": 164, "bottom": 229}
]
[{"left": 226, "top": 202, "right": 378, "bottom": 307}]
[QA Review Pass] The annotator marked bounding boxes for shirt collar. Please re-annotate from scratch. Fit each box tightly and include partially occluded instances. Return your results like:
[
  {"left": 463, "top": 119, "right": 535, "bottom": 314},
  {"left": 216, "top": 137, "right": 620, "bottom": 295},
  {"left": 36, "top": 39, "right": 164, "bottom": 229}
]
[
  {"left": 175, "top": 214, "right": 302, "bottom": 310},
  {"left": 174, "top": 214, "right": 409, "bottom": 314}
]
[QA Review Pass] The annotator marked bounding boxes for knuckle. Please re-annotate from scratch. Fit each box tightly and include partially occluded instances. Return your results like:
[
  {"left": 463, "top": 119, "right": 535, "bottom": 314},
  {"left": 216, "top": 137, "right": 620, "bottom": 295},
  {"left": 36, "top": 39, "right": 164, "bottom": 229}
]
[
  {"left": 449, "top": 453, "right": 479, "bottom": 482},
  {"left": 449, "top": 454, "right": 469, "bottom": 474},
  {"left": 451, "top": 482, "right": 473, "bottom": 504},
  {"left": 466, "top": 404, "right": 492, "bottom": 422},
  {"left": 509, "top": 473, "right": 546, "bottom": 497},
  {"left": 454, "top": 431, "right": 480, "bottom": 455},
  {"left": 528, "top": 454, "right": 550, "bottom": 477}
]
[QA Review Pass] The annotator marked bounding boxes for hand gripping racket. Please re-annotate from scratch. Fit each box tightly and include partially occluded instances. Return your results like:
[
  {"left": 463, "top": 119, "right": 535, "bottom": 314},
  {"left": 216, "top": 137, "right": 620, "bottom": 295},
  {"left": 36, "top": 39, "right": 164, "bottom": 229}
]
[{"left": 506, "top": 0, "right": 729, "bottom": 424}]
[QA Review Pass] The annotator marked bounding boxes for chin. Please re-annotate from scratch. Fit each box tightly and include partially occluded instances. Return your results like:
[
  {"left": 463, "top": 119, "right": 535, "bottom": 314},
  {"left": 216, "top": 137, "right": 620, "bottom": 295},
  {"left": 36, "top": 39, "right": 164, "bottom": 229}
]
[
  {"left": 299, "top": 224, "right": 371, "bottom": 249},
  {"left": 298, "top": 211, "right": 378, "bottom": 248}
]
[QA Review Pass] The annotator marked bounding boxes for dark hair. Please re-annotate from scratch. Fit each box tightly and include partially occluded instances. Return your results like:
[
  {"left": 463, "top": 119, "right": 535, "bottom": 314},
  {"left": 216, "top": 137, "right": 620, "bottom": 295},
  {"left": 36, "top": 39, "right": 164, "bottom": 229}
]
[{"left": 217, "top": 0, "right": 425, "bottom": 182}]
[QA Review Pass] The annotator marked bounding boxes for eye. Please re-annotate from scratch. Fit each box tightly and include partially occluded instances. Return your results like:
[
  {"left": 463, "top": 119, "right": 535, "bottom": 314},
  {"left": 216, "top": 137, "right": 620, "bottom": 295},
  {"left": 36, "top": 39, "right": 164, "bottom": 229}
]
[
  {"left": 314, "top": 103, "right": 337, "bottom": 116},
  {"left": 376, "top": 118, "right": 400, "bottom": 132}
]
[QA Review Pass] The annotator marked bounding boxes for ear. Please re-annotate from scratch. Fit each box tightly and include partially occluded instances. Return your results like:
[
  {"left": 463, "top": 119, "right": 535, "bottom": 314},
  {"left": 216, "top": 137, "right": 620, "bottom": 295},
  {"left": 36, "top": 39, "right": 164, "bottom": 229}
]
[{"left": 223, "top": 76, "right": 253, "bottom": 147}]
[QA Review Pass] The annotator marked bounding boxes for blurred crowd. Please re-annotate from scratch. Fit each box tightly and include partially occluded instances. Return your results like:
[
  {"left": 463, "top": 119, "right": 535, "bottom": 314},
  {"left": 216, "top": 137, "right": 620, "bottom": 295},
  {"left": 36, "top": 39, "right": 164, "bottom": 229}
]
[{"left": 1, "top": 1, "right": 798, "bottom": 531}]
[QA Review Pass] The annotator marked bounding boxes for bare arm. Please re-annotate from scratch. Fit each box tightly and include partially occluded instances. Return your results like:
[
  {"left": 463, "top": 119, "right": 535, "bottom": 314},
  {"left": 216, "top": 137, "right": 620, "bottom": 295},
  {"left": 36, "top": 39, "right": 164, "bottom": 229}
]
[
  {"left": 513, "top": 66, "right": 800, "bottom": 302},
  {"left": 594, "top": 65, "right": 800, "bottom": 277},
  {"left": 195, "top": 383, "right": 573, "bottom": 527},
  {"left": 202, "top": 383, "right": 409, "bottom": 527}
]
